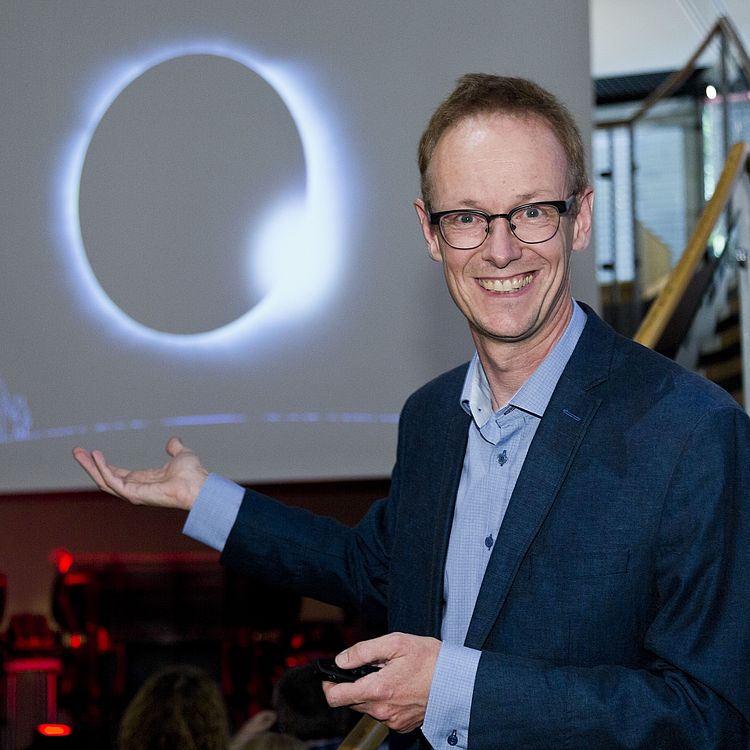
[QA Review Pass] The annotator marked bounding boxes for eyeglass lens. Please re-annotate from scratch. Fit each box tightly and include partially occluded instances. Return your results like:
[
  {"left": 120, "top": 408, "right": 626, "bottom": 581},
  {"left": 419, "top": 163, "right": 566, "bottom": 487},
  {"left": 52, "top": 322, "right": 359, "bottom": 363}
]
[{"left": 440, "top": 204, "right": 562, "bottom": 248}]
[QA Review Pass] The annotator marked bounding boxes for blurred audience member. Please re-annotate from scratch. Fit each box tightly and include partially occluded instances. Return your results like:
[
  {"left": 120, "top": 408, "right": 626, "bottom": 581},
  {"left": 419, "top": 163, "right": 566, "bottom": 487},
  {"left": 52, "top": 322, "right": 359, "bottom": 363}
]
[
  {"left": 118, "top": 664, "right": 230, "bottom": 750},
  {"left": 229, "top": 709, "right": 278, "bottom": 750},
  {"left": 274, "top": 664, "right": 357, "bottom": 749},
  {"left": 231, "top": 663, "right": 359, "bottom": 750}
]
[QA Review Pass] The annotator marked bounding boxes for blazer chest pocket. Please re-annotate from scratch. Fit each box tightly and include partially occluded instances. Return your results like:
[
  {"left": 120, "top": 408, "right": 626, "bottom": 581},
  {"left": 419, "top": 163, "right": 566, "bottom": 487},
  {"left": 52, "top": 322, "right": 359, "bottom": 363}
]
[
  {"left": 529, "top": 547, "right": 630, "bottom": 580},
  {"left": 512, "top": 548, "right": 634, "bottom": 665}
]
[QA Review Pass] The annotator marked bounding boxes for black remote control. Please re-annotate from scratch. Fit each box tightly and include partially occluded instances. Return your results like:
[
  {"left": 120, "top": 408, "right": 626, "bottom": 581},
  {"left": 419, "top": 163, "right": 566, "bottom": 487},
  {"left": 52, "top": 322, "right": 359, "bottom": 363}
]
[{"left": 313, "top": 656, "right": 381, "bottom": 683}]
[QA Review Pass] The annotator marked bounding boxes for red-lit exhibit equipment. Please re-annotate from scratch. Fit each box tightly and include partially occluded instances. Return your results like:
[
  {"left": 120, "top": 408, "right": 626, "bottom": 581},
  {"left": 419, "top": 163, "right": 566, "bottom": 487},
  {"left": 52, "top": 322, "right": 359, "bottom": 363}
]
[{"left": 2, "top": 553, "right": 368, "bottom": 748}]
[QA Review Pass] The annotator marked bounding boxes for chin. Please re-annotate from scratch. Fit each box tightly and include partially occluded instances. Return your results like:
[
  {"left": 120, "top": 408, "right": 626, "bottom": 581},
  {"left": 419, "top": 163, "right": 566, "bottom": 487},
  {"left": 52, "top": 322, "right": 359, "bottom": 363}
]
[
  {"left": 475, "top": 310, "right": 538, "bottom": 338},
  {"left": 473, "top": 322, "right": 535, "bottom": 344}
]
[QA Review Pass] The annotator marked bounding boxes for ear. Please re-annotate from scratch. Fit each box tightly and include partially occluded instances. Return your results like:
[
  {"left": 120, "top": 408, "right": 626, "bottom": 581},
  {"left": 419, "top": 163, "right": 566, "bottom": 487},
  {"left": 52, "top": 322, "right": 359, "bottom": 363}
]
[
  {"left": 414, "top": 199, "right": 443, "bottom": 262},
  {"left": 571, "top": 188, "right": 594, "bottom": 252}
]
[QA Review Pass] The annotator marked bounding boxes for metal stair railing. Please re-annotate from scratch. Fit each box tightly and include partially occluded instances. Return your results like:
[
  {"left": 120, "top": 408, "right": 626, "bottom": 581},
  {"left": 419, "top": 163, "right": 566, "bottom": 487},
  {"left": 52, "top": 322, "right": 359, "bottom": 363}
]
[
  {"left": 595, "top": 14, "right": 750, "bottom": 339},
  {"left": 633, "top": 141, "right": 750, "bottom": 410}
]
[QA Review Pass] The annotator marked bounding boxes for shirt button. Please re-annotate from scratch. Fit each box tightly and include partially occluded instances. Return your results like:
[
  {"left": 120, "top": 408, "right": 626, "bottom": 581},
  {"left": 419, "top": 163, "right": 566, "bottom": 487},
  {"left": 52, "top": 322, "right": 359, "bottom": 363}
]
[
  {"left": 447, "top": 730, "right": 458, "bottom": 746},
  {"left": 484, "top": 534, "right": 494, "bottom": 549}
]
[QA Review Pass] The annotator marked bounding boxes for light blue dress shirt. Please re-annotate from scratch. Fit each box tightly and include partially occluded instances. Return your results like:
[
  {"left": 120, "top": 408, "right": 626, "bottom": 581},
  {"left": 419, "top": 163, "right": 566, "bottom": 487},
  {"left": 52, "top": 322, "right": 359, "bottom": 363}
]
[
  {"left": 184, "top": 302, "right": 587, "bottom": 750},
  {"left": 422, "top": 302, "right": 585, "bottom": 749}
]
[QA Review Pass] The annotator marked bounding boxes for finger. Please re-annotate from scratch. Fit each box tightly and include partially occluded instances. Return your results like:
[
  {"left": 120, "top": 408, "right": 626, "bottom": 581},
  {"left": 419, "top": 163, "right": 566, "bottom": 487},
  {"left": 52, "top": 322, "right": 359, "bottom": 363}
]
[
  {"left": 72, "top": 447, "right": 101, "bottom": 475},
  {"left": 91, "top": 451, "right": 130, "bottom": 497},
  {"left": 72, "top": 447, "right": 98, "bottom": 477},
  {"left": 90, "top": 451, "right": 161, "bottom": 502},
  {"left": 337, "top": 633, "right": 393, "bottom": 669},
  {"left": 101, "top": 460, "right": 166, "bottom": 484},
  {"left": 103, "top": 463, "right": 136, "bottom": 480},
  {"left": 321, "top": 679, "right": 372, "bottom": 709},
  {"left": 166, "top": 436, "right": 186, "bottom": 457},
  {"left": 72, "top": 448, "right": 115, "bottom": 494},
  {"left": 91, "top": 451, "right": 165, "bottom": 486}
]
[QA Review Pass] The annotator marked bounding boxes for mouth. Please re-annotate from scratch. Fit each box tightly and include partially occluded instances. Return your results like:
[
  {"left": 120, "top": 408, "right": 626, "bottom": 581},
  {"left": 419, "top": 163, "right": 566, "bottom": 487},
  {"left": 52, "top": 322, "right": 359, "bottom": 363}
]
[{"left": 477, "top": 273, "right": 534, "bottom": 293}]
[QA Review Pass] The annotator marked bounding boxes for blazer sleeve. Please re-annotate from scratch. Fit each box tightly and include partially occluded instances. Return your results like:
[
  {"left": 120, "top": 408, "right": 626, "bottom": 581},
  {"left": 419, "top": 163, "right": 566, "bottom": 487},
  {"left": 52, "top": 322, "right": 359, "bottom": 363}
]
[
  {"left": 467, "top": 405, "right": 750, "bottom": 749},
  {"left": 219, "top": 486, "right": 397, "bottom": 627},
  {"left": 218, "top": 402, "right": 416, "bottom": 626}
]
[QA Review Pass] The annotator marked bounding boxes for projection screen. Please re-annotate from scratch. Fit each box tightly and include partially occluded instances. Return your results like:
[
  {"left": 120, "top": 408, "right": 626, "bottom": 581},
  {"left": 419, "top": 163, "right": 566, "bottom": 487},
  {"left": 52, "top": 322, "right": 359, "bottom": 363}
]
[{"left": 0, "top": 0, "right": 594, "bottom": 492}]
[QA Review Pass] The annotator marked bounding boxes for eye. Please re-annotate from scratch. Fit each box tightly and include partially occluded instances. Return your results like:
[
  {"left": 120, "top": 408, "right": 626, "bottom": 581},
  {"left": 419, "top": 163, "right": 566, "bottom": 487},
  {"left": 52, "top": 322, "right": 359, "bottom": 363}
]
[
  {"left": 443, "top": 212, "right": 481, "bottom": 228},
  {"left": 514, "top": 204, "right": 558, "bottom": 224}
]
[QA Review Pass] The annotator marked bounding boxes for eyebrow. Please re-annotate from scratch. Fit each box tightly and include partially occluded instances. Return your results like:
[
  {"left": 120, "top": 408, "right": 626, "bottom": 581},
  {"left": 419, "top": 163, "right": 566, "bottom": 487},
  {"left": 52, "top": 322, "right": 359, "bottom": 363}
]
[
  {"left": 441, "top": 192, "right": 555, "bottom": 211},
  {"left": 513, "top": 191, "right": 544, "bottom": 204}
]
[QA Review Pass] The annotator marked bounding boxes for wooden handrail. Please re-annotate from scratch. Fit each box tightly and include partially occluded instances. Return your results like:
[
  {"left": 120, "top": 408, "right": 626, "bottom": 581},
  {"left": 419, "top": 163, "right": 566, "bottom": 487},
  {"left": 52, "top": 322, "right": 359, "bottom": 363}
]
[
  {"left": 633, "top": 141, "right": 750, "bottom": 348},
  {"left": 337, "top": 715, "right": 388, "bottom": 750}
]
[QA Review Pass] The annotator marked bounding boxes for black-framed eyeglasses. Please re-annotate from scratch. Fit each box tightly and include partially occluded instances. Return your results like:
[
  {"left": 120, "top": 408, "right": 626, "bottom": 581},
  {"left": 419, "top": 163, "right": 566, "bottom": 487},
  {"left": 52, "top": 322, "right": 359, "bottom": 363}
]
[{"left": 429, "top": 195, "right": 576, "bottom": 249}]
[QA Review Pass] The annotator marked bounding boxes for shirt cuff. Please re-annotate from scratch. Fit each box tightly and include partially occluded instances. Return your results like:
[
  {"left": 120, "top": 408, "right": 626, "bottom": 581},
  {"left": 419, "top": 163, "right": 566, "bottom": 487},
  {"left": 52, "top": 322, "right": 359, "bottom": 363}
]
[
  {"left": 422, "top": 642, "right": 480, "bottom": 750},
  {"left": 182, "top": 474, "right": 244, "bottom": 551}
]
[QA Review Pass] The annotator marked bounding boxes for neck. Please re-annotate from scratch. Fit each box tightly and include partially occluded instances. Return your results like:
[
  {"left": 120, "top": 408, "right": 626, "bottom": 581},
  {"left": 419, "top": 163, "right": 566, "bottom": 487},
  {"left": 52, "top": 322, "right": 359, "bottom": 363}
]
[{"left": 473, "top": 300, "right": 574, "bottom": 410}]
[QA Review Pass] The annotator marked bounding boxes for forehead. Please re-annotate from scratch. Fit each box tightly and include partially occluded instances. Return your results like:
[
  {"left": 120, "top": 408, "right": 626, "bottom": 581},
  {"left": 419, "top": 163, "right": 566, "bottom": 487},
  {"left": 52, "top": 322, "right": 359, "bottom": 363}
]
[{"left": 428, "top": 113, "right": 568, "bottom": 200}]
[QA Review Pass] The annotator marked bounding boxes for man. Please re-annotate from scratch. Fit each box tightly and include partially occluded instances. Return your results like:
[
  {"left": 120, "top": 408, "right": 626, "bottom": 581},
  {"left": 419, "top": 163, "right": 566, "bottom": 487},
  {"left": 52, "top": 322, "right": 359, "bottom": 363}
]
[{"left": 74, "top": 75, "right": 750, "bottom": 748}]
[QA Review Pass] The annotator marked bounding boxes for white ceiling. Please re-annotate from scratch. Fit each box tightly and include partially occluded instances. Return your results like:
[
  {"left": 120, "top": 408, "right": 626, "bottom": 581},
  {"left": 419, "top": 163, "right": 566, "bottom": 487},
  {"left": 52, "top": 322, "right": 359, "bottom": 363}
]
[{"left": 590, "top": 0, "right": 750, "bottom": 77}]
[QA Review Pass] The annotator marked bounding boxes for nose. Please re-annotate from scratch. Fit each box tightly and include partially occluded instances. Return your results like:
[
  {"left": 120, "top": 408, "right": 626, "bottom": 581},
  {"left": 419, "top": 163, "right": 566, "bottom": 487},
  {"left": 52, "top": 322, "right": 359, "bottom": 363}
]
[{"left": 480, "top": 217, "right": 522, "bottom": 267}]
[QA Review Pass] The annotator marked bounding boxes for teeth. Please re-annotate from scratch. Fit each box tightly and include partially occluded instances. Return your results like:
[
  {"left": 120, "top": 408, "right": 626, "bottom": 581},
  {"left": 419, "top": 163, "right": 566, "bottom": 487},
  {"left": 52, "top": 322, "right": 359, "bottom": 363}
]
[{"left": 479, "top": 274, "right": 533, "bottom": 292}]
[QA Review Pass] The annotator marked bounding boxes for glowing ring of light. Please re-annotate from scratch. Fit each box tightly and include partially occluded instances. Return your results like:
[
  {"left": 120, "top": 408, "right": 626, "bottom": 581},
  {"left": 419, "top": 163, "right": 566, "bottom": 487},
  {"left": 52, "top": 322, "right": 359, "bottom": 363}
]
[{"left": 60, "top": 42, "right": 345, "bottom": 351}]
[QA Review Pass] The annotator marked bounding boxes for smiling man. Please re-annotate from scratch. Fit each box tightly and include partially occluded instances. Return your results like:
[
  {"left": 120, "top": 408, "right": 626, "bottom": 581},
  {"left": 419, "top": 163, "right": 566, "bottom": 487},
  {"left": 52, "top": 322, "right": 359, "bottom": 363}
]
[
  {"left": 415, "top": 103, "right": 593, "bottom": 406},
  {"left": 74, "top": 75, "right": 750, "bottom": 749}
]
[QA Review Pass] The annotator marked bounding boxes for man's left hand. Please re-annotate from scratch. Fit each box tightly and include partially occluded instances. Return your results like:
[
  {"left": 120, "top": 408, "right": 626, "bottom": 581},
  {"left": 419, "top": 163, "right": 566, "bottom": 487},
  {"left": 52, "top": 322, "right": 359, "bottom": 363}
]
[{"left": 321, "top": 632, "right": 441, "bottom": 733}]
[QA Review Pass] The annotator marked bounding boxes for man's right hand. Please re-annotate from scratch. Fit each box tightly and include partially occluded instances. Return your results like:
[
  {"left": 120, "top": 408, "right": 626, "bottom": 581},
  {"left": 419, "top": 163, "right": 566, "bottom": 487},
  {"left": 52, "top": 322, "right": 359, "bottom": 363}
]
[{"left": 72, "top": 437, "right": 208, "bottom": 511}]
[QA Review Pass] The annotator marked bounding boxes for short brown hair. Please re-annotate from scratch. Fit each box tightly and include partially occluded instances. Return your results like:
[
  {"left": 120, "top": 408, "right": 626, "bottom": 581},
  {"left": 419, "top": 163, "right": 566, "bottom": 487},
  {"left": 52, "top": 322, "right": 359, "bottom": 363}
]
[{"left": 418, "top": 73, "right": 588, "bottom": 210}]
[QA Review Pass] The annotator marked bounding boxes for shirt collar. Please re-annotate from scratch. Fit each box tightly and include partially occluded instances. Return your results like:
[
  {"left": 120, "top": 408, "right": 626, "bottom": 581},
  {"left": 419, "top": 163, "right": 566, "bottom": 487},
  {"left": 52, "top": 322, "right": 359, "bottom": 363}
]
[{"left": 460, "top": 301, "right": 587, "bottom": 427}]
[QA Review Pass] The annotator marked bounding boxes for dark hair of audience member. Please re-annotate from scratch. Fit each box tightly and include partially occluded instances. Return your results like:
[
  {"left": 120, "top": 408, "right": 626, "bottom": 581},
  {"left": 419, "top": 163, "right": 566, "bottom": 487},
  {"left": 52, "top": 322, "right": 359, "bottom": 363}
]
[
  {"left": 273, "top": 664, "right": 357, "bottom": 741},
  {"left": 118, "top": 664, "right": 230, "bottom": 750}
]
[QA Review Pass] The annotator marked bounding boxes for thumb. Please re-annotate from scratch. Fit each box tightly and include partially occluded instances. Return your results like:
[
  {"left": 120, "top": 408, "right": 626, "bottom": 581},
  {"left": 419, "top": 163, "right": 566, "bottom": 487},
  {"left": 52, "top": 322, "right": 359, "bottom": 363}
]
[{"left": 166, "top": 436, "right": 186, "bottom": 456}]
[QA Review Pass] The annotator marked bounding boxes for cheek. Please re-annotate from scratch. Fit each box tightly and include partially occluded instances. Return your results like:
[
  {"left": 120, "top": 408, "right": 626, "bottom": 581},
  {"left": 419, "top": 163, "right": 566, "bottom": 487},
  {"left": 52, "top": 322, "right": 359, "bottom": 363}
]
[
  {"left": 538, "top": 243, "right": 570, "bottom": 274},
  {"left": 445, "top": 256, "right": 473, "bottom": 285},
  {"left": 440, "top": 249, "right": 462, "bottom": 272}
]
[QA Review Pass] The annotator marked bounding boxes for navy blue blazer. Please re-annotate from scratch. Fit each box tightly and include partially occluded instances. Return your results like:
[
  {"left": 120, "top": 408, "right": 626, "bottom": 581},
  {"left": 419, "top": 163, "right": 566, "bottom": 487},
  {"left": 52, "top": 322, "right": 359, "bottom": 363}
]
[{"left": 223, "top": 306, "right": 750, "bottom": 748}]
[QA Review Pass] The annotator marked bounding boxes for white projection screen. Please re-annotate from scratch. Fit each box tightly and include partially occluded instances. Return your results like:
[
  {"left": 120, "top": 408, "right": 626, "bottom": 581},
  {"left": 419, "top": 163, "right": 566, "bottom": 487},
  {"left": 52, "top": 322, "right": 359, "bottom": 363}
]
[{"left": 0, "top": 1, "right": 595, "bottom": 493}]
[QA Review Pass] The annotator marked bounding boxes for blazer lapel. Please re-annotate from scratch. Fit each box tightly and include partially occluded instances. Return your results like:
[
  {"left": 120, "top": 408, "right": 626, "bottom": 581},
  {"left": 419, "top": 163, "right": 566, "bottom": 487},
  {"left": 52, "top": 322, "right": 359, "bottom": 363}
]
[
  {"left": 424, "top": 408, "right": 471, "bottom": 636},
  {"left": 387, "top": 363, "right": 472, "bottom": 640},
  {"left": 463, "top": 307, "right": 612, "bottom": 649}
]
